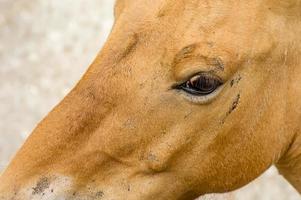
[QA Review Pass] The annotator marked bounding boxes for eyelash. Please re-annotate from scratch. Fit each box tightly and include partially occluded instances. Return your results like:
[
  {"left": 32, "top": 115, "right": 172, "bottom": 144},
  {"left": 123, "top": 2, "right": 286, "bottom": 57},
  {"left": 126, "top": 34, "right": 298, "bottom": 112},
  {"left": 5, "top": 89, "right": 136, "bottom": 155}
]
[{"left": 172, "top": 72, "right": 224, "bottom": 104}]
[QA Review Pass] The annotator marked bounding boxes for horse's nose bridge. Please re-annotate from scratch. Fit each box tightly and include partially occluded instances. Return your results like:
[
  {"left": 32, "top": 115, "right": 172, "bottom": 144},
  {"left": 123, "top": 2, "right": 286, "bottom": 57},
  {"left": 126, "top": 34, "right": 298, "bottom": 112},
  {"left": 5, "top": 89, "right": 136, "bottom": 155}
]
[
  {"left": 0, "top": 52, "right": 138, "bottom": 197},
  {"left": 0, "top": 77, "right": 117, "bottom": 174}
]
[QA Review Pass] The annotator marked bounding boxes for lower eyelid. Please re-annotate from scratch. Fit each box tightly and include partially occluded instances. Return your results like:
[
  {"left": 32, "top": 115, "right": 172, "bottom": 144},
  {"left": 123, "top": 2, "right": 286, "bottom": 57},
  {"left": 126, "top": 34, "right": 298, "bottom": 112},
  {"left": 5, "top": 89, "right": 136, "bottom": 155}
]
[{"left": 175, "top": 84, "right": 224, "bottom": 104}]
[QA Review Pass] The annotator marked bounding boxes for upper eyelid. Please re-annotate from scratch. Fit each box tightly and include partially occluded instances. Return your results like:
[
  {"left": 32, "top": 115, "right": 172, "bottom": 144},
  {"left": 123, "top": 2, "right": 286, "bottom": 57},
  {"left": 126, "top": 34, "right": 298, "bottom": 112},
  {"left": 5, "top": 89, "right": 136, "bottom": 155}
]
[
  {"left": 172, "top": 55, "right": 228, "bottom": 83},
  {"left": 173, "top": 43, "right": 226, "bottom": 71},
  {"left": 176, "top": 55, "right": 225, "bottom": 71},
  {"left": 172, "top": 44, "right": 237, "bottom": 83}
]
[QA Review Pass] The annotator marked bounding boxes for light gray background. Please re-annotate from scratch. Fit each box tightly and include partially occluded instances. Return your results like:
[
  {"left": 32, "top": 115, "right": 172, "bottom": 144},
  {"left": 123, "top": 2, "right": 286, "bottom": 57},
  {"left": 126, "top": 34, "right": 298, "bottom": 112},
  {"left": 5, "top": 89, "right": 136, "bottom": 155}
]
[{"left": 0, "top": 1, "right": 299, "bottom": 199}]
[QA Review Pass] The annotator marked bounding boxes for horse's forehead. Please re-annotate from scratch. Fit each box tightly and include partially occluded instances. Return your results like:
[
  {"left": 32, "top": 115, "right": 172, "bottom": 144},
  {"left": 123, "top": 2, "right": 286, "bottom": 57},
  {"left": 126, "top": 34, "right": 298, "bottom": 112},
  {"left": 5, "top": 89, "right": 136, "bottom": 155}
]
[
  {"left": 122, "top": 0, "right": 262, "bottom": 16},
  {"left": 118, "top": 0, "right": 269, "bottom": 44},
  {"left": 112, "top": 0, "right": 275, "bottom": 75},
  {"left": 121, "top": 0, "right": 299, "bottom": 26}
]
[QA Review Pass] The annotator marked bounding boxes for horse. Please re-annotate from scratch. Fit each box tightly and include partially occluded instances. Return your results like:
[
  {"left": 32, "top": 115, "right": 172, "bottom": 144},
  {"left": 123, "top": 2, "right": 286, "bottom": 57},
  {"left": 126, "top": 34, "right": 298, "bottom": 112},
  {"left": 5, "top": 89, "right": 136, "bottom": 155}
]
[{"left": 0, "top": 0, "right": 300, "bottom": 199}]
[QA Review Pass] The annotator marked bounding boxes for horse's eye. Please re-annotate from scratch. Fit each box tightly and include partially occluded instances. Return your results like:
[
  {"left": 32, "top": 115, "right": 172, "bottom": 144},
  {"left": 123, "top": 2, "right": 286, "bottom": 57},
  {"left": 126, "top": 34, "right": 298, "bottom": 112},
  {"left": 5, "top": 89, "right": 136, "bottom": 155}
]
[{"left": 176, "top": 73, "right": 223, "bottom": 96}]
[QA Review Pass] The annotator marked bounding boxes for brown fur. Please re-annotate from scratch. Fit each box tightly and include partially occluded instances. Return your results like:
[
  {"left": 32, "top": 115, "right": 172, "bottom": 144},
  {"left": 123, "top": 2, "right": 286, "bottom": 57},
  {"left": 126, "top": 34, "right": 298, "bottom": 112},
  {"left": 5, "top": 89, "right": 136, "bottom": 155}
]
[{"left": 0, "top": 0, "right": 301, "bottom": 199}]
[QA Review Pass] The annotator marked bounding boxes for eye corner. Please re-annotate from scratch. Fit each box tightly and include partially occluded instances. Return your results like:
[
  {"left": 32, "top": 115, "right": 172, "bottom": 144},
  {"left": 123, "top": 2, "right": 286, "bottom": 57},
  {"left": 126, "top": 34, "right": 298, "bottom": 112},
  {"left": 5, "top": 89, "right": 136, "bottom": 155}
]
[{"left": 171, "top": 82, "right": 184, "bottom": 90}]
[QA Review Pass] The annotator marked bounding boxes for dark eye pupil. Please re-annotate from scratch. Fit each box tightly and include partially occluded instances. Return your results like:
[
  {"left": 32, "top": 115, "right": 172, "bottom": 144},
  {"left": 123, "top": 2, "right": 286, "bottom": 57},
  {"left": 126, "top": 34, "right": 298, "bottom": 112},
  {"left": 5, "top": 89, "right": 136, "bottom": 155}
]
[
  {"left": 179, "top": 74, "right": 222, "bottom": 95},
  {"left": 189, "top": 76, "right": 216, "bottom": 91}
]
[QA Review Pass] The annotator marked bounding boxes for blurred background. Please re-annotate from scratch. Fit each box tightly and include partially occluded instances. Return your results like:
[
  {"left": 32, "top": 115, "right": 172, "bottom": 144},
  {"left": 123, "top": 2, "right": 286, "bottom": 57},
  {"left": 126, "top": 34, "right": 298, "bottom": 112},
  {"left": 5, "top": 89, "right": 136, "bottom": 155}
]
[{"left": 0, "top": 1, "right": 299, "bottom": 199}]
